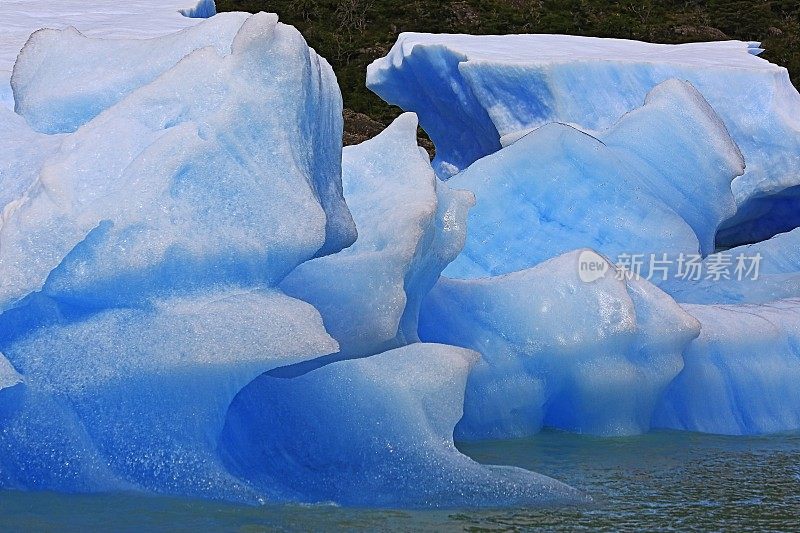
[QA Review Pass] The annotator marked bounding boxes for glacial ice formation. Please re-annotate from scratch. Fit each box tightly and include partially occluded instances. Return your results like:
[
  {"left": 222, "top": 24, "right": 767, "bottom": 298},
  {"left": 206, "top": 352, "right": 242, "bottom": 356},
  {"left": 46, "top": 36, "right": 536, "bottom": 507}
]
[
  {"left": 0, "top": 12, "right": 355, "bottom": 312},
  {"left": 0, "top": 7, "right": 586, "bottom": 507},
  {"left": 411, "top": 75, "right": 800, "bottom": 439},
  {"left": 220, "top": 343, "right": 583, "bottom": 507},
  {"left": 12, "top": 12, "right": 250, "bottom": 133},
  {"left": 442, "top": 79, "right": 742, "bottom": 280},
  {"left": 0, "top": 12, "right": 361, "bottom": 499},
  {"left": 662, "top": 229, "right": 800, "bottom": 304},
  {"left": 0, "top": 0, "right": 216, "bottom": 110},
  {"left": 282, "top": 113, "right": 473, "bottom": 357},
  {"left": 421, "top": 250, "right": 701, "bottom": 439},
  {"left": 655, "top": 300, "right": 800, "bottom": 435},
  {"left": 0, "top": 290, "right": 337, "bottom": 498},
  {"left": 4, "top": 1, "right": 800, "bottom": 509},
  {"left": 367, "top": 34, "right": 800, "bottom": 245}
]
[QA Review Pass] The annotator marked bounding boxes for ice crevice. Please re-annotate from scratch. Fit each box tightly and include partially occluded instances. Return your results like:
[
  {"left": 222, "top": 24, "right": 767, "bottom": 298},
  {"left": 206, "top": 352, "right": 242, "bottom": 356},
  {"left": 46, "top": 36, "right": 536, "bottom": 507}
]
[{"left": 366, "top": 42, "right": 502, "bottom": 179}]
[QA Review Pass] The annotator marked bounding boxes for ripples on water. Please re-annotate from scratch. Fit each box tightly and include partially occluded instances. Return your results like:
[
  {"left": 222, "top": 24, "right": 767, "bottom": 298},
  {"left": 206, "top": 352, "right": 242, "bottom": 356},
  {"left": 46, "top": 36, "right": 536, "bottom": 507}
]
[{"left": 1, "top": 431, "right": 798, "bottom": 531}]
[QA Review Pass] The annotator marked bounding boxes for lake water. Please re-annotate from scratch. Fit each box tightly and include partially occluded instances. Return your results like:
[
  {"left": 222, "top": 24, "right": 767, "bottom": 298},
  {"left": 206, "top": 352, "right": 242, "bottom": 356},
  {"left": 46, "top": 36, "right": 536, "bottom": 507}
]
[{"left": 1, "top": 430, "right": 798, "bottom": 531}]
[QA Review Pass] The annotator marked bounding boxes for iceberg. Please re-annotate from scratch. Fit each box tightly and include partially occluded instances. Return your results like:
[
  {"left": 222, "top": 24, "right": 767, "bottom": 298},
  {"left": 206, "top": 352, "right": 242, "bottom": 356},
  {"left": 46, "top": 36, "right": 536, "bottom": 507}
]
[
  {"left": 367, "top": 34, "right": 800, "bottom": 245},
  {"left": 0, "top": 291, "right": 584, "bottom": 506},
  {"left": 4, "top": 1, "right": 800, "bottom": 509},
  {"left": 655, "top": 299, "right": 800, "bottom": 435},
  {"left": 0, "top": 0, "right": 216, "bottom": 111},
  {"left": 282, "top": 113, "right": 473, "bottom": 357},
  {"left": 0, "top": 289, "right": 338, "bottom": 498},
  {"left": 420, "top": 250, "right": 700, "bottom": 439},
  {"left": 12, "top": 12, "right": 250, "bottom": 133},
  {"left": 442, "top": 79, "right": 742, "bottom": 280},
  {"left": 423, "top": 248, "right": 800, "bottom": 438},
  {"left": 0, "top": 11, "right": 358, "bottom": 503},
  {"left": 0, "top": 9, "right": 580, "bottom": 507},
  {"left": 0, "top": 12, "right": 355, "bottom": 312},
  {"left": 663, "top": 229, "right": 800, "bottom": 304},
  {"left": 220, "top": 343, "right": 584, "bottom": 507}
]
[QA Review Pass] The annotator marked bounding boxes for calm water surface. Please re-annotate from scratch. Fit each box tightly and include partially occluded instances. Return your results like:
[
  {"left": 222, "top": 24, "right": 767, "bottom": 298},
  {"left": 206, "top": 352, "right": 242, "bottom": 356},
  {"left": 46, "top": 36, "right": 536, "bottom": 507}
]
[{"left": 1, "top": 430, "right": 798, "bottom": 531}]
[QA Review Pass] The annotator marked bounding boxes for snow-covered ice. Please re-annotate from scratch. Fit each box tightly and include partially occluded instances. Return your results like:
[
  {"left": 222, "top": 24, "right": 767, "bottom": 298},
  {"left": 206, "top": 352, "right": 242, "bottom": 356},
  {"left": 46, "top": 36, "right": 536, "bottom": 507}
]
[
  {"left": 0, "top": 0, "right": 216, "bottom": 109},
  {"left": 0, "top": 107, "right": 63, "bottom": 214},
  {"left": 12, "top": 12, "right": 249, "bottom": 133}
]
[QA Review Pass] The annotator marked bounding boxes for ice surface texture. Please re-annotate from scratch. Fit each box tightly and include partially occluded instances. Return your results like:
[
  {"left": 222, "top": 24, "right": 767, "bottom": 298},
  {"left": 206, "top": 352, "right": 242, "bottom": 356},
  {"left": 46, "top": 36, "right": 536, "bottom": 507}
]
[
  {"left": 5, "top": 2, "right": 800, "bottom": 508},
  {"left": 656, "top": 300, "right": 800, "bottom": 435},
  {"left": 423, "top": 249, "right": 800, "bottom": 438},
  {"left": 0, "top": 290, "right": 338, "bottom": 499},
  {"left": 282, "top": 113, "right": 473, "bottom": 357},
  {"left": 0, "top": 8, "right": 579, "bottom": 507},
  {"left": 0, "top": 0, "right": 216, "bottom": 110},
  {"left": 0, "top": 107, "right": 63, "bottom": 214},
  {"left": 442, "top": 79, "right": 742, "bottom": 280},
  {"left": 220, "top": 343, "right": 583, "bottom": 507},
  {"left": 662, "top": 229, "right": 800, "bottom": 304},
  {"left": 368, "top": 34, "right": 800, "bottom": 245},
  {"left": 421, "top": 250, "right": 701, "bottom": 439},
  {"left": 0, "top": 12, "right": 356, "bottom": 312}
]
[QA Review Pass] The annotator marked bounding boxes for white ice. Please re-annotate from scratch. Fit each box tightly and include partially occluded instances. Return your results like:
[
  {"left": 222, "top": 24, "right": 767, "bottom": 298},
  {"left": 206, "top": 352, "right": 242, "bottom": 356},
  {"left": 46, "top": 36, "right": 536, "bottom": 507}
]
[{"left": 0, "top": 0, "right": 215, "bottom": 109}]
